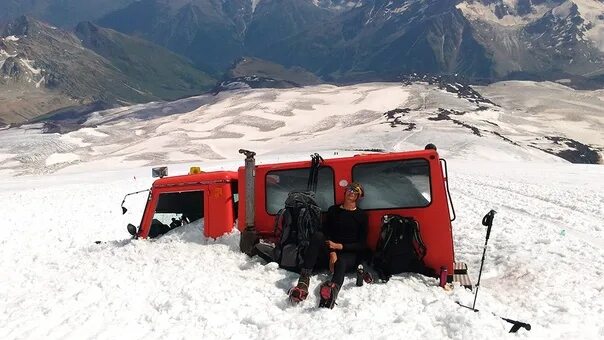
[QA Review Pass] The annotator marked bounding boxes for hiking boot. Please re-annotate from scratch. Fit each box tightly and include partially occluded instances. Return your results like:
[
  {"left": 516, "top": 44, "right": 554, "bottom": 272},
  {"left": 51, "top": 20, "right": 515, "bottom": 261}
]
[
  {"left": 318, "top": 281, "right": 340, "bottom": 309},
  {"left": 289, "top": 268, "right": 311, "bottom": 303}
]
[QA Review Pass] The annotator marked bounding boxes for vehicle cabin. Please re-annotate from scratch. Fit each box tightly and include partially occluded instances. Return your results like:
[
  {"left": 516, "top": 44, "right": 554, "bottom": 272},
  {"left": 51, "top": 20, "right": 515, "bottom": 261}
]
[
  {"left": 237, "top": 149, "right": 456, "bottom": 274},
  {"left": 137, "top": 171, "right": 238, "bottom": 239},
  {"left": 134, "top": 148, "right": 457, "bottom": 277}
]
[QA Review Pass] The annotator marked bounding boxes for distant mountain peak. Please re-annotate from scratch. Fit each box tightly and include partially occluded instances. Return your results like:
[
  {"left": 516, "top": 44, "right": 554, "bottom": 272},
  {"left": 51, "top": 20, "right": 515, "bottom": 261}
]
[{"left": 3, "top": 15, "right": 35, "bottom": 37}]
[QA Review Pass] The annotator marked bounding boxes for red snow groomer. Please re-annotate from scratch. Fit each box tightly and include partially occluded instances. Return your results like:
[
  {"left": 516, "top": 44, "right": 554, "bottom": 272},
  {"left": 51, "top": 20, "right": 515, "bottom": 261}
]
[{"left": 123, "top": 145, "right": 472, "bottom": 287}]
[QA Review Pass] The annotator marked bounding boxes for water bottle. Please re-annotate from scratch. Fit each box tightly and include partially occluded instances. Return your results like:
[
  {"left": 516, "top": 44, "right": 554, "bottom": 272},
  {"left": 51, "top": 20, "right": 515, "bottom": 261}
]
[
  {"left": 439, "top": 266, "right": 448, "bottom": 288},
  {"left": 356, "top": 265, "right": 364, "bottom": 287}
]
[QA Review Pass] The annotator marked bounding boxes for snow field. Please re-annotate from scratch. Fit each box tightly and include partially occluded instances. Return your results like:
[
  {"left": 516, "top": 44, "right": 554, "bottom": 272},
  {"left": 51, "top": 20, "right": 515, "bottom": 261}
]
[{"left": 1, "top": 159, "right": 603, "bottom": 339}]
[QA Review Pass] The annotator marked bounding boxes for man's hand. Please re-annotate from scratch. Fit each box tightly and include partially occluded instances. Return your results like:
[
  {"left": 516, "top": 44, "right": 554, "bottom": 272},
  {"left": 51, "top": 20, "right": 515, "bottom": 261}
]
[
  {"left": 326, "top": 240, "right": 343, "bottom": 251},
  {"left": 329, "top": 251, "right": 338, "bottom": 273}
]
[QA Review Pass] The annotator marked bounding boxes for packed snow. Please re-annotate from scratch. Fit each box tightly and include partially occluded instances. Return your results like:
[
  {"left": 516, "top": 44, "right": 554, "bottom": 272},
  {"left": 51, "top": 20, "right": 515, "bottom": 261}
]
[
  {"left": 0, "top": 81, "right": 603, "bottom": 339},
  {"left": 1, "top": 156, "right": 603, "bottom": 339},
  {"left": 4, "top": 81, "right": 603, "bottom": 177}
]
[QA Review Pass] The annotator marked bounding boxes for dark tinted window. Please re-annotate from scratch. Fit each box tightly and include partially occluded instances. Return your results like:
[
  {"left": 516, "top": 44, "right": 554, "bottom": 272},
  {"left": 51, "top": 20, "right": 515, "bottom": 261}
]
[
  {"left": 266, "top": 167, "right": 334, "bottom": 214},
  {"left": 353, "top": 159, "right": 431, "bottom": 210},
  {"left": 154, "top": 191, "right": 204, "bottom": 222}
]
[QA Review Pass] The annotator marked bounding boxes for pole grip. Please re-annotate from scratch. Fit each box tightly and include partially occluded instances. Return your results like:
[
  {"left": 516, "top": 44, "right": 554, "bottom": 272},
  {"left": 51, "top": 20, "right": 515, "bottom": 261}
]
[{"left": 482, "top": 210, "right": 496, "bottom": 241}]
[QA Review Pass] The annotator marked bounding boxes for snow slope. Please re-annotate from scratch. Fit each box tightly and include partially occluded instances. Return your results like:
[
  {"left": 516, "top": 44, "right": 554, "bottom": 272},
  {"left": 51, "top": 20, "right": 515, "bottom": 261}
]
[
  {"left": 0, "top": 81, "right": 603, "bottom": 339},
  {"left": 0, "top": 157, "right": 602, "bottom": 339},
  {"left": 2, "top": 81, "right": 603, "bottom": 177}
]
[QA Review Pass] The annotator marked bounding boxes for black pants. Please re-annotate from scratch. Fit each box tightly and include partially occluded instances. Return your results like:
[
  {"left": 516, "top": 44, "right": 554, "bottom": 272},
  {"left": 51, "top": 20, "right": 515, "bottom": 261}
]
[{"left": 302, "top": 231, "right": 358, "bottom": 287}]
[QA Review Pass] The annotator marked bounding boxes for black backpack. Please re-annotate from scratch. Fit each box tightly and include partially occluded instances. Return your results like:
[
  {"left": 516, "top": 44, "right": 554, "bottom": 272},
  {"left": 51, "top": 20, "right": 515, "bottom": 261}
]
[
  {"left": 273, "top": 191, "right": 322, "bottom": 271},
  {"left": 372, "top": 214, "right": 434, "bottom": 281}
]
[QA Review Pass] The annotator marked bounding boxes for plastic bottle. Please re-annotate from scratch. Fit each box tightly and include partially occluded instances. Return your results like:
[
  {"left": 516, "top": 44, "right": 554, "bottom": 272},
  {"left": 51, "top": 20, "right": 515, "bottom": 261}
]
[
  {"left": 439, "top": 266, "right": 448, "bottom": 288},
  {"left": 356, "top": 265, "right": 364, "bottom": 287}
]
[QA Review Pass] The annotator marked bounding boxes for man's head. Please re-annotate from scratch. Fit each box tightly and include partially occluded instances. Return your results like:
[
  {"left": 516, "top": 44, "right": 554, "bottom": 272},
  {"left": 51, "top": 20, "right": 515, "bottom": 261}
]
[{"left": 344, "top": 182, "right": 364, "bottom": 202}]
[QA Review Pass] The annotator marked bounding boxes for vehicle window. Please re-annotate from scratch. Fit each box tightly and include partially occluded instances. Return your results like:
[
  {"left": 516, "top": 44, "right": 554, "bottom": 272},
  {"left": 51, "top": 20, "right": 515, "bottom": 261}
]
[
  {"left": 353, "top": 159, "right": 431, "bottom": 210},
  {"left": 266, "top": 167, "right": 334, "bottom": 214},
  {"left": 149, "top": 191, "right": 204, "bottom": 237}
]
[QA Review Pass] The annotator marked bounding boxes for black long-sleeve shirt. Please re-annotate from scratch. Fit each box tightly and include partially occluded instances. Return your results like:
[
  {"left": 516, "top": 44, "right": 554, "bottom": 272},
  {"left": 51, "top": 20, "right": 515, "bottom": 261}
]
[{"left": 323, "top": 205, "right": 368, "bottom": 252}]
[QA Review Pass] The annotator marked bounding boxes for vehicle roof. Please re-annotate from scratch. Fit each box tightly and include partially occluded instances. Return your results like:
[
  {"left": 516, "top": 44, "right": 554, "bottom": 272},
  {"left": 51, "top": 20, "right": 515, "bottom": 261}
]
[
  {"left": 152, "top": 171, "right": 238, "bottom": 188},
  {"left": 250, "top": 149, "right": 439, "bottom": 171}
]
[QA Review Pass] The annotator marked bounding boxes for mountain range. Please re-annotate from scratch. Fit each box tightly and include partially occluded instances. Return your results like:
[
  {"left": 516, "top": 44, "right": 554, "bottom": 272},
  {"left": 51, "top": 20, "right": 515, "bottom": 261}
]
[
  {"left": 0, "top": 16, "right": 214, "bottom": 125},
  {"left": 1, "top": 0, "right": 603, "bottom": 124},
  {"left": 95, "top": 0, "right": 604, "bottom": 82}
]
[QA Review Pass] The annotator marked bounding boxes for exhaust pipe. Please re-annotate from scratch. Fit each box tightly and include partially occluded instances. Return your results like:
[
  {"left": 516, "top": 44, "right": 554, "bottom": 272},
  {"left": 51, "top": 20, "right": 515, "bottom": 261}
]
[{"left": 239, "top": 149, "right": 258, "bottom": 256}]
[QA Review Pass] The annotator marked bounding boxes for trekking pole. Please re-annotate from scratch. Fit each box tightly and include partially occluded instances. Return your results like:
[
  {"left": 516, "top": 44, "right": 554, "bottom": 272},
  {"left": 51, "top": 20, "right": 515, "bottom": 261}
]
[
  {"left": 472, "top": 209, "right": 496, "bottom": 310},
  {"left": 457, "top": 210, "right": 531, "bottom": 333}
]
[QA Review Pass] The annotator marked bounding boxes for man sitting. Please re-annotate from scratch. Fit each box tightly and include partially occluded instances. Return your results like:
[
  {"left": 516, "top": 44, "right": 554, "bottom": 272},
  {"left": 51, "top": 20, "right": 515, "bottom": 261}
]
[{"left": 289, "top": 182, "right": 368, "bottom": 307}]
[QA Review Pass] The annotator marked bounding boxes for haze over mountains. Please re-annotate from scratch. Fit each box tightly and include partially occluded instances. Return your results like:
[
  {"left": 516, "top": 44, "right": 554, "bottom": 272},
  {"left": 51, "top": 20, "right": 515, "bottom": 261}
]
[{"left": 1, "top": 0, "right": 603, "bottom": 124}]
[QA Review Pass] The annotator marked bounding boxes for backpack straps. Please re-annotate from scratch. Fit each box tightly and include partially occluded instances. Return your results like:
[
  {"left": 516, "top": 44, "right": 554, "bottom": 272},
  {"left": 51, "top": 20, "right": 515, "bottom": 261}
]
[
  {"left": 379, "top": 215, "right": 396, "bottom": 252},
  {"left": 411, "top": 219, "right": 427, "bottom": 260},
  {"left": 273, "top": 208, "right": 286, "bottom": 236}
]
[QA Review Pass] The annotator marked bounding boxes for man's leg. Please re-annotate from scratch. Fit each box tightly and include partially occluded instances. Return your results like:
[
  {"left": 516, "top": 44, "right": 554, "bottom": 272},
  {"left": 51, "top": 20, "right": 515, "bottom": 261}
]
[
  {"left": 290, "top": 231, "right": 327, "bottom": 302},
  {"left": 318, "top": 253, "right": 357, "bottom": 308},
  {"left": 331, "top": 253, "right": 358, "bottom": 287}
]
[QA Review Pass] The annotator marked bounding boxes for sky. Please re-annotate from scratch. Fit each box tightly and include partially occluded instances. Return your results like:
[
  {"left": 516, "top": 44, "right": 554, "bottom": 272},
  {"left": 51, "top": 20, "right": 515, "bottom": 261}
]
[{"left": 0, "top": 81, "right": 603, "bottom": 339}]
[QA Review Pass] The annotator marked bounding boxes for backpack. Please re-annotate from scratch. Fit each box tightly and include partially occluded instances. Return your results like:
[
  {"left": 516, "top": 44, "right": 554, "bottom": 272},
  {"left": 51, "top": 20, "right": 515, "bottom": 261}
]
[
  {"left": 273, "top": 191, "right": 322, "bottom": 271},
  {"left": 372, "top": 214, "right": 433, "bottom": 281}
]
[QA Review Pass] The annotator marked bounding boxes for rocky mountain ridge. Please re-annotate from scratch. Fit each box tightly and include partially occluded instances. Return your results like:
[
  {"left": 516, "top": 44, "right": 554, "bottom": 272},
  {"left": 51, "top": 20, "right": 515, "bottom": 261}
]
[
  {"left": 93, "top": 0, "right": 604, "bottom": 84},
  {"left": 0, "top": 16, "right": 214, "bottom": 125}
]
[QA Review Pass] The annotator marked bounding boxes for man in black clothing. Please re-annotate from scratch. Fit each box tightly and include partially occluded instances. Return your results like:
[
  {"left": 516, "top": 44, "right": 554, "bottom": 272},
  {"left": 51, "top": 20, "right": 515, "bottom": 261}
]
[{"left": 289, "top": 182, "right": 368, "bottom": 305}]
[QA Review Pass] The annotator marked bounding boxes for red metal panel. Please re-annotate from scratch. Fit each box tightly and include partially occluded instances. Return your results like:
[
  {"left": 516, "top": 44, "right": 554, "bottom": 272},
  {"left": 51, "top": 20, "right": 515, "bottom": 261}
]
[
  {"left": 244, "top": 150, "right": 455, "bottom": 273},
  {"left": 205, "top": 183, "right": 236, "bottom": 238},
  {"left": 237, "top": 167, "right": 246, "bottom": 232}
]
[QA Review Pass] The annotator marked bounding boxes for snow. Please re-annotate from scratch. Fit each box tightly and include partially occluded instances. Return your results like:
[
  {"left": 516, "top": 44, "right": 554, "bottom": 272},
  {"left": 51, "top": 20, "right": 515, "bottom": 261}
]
[
  {"left": 571, "top": 0, "right": 604, "bottom": 52},
  {"left": 458, "top": 0, "right": 604, "bottom": 52},
  {"left": 4, "top": 35, "right": 19, "bottom": 42},
  {"left": 0, "top": 155, "right": 603, "bottom": 338},
  {"left": 0, "top": 80, "right": 603, "bottom": 338},
  {"left": 251, "top": 0, "right": 263, "bottom": 12},
  {"left": 456, "top": 1, "right": 551, "bottom": 27},
  {"left": 0, "top": 49, "right": 17, "bottom": 70},
  {"left": 476, "top": 81, "right": 604, "bottom": 146},
  {"left": 457, "top": 0, "right": 604, "bottom": 51},
  {"left": 552, "top": 1, "right": 574, "bottom": 20},
  {"left": 45, "top": 152, "right": 80, "bottom": 166},
  {"left": 35, "top": 76, "right": 44, "bottom": 88},
  {"left": 20, "top": 58, "right": 41, "bottom": 75},
  {"left": 2, "top": 81, "right": 603, "bottom": 177}
]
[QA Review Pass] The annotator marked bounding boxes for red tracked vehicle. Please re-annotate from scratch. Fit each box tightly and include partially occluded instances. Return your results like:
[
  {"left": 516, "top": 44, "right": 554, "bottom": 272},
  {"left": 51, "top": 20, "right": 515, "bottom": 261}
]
[{"left": 124, "top": 145, "right": 471, "bottom": 287}]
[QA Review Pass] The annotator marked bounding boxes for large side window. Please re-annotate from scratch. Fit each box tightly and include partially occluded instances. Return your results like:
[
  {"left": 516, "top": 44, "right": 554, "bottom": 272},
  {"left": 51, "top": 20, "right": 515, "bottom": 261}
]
[
  {"left": 149, "top": 191, "right": 204, "bottom": 238},
  {"left": 266, "top": 167, "right": 334, "bottom": 214},
  {"left": 353, "top": 159, "right": 431, "bottom": 210}
]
